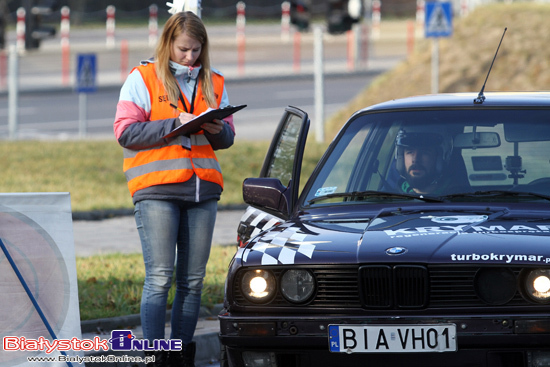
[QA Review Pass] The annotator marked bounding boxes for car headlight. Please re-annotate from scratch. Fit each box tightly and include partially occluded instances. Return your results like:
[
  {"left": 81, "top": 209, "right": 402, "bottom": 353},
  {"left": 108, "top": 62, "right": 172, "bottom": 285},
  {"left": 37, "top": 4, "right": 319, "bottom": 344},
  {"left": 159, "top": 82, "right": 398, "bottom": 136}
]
[
  {"left": 241, "top": 269, "right": 276, "bottom": 304},
  {"left": 523, "top": 269, "right": 550, "bottom": 303},
  {"left": 280, "top": 269, "right": 315, "bottom": 303}
]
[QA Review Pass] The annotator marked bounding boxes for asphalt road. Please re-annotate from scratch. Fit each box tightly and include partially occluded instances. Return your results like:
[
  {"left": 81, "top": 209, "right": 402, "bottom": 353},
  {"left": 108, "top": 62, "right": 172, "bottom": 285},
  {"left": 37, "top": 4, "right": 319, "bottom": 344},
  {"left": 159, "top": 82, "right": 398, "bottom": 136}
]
[
  {"left": 0, "top": 21, "right": 409, "bottom": 140},
  {"left": 0, "top": 74, "right": 376, "bottom": 140}
]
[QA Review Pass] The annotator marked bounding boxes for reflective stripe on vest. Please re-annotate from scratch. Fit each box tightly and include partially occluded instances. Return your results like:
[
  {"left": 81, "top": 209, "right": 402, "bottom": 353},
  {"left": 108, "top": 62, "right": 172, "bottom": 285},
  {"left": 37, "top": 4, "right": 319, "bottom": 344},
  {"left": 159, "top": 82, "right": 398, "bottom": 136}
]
[{"left": 123, "top": 63, "right": 225, "bottom": 196}]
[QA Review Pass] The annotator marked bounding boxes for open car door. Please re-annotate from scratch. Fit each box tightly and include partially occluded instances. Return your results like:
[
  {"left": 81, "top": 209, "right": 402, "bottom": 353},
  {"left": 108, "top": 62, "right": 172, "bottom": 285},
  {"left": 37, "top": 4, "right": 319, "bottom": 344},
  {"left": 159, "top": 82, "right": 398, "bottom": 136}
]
[{"left": 237, "top": 106, "right": 310, "bottom": 246}]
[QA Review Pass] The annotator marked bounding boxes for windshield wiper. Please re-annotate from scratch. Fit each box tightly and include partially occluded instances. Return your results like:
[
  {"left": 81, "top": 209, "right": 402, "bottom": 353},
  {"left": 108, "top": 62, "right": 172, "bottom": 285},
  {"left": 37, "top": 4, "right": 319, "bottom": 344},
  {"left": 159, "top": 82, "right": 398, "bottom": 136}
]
[
  {"left": 308, "top": 190, "right": 444, "bottom": 204},
  {"left": 440, "top": 190, "right": 550, "bottom": 202}
]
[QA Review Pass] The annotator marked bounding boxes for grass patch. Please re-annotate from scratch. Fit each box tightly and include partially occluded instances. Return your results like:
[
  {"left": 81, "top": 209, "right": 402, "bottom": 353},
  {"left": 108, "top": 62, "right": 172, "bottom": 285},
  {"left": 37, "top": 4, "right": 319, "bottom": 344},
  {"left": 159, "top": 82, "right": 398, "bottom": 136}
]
[
  {"left": 0, "top": 139, "right": 328, "bottom": 213},
  {"left": 76, "top": 246, "right": 235, "bottom": 320},
  {"left": 0, "top": 140, "right": 132, "bottom": 212},
  {"left": 0, "top": 127, "right": 327, "bottom": 322}
]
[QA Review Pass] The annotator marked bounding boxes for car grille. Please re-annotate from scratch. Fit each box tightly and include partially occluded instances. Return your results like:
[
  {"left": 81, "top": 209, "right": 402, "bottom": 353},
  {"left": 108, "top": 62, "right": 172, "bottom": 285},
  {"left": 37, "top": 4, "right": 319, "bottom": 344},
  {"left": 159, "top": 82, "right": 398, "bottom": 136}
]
[
  {"left": 360, "top": 265, "right": 428, "bottom": 308},
  {"left": 234, "top": 265, "right": 532, "bottom": 309},
  {"left": 311, "top": 267, "right": 361, "bottom": 307}
]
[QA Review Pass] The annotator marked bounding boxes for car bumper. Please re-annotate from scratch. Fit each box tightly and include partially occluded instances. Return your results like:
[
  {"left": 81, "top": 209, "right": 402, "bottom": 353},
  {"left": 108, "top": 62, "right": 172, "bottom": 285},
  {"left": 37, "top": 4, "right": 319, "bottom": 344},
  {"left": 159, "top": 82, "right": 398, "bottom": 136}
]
[{"left": 219, "top": 312, "right": 550, "bottom": 367}]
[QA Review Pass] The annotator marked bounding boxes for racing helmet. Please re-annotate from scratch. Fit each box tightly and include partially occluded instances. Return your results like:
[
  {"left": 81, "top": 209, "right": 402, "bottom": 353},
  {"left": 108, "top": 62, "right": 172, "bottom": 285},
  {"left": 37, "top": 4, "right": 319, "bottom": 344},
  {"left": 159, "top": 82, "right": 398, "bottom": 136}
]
[{"left": 394, "top": 126, "right": 453, "bottom": 178}]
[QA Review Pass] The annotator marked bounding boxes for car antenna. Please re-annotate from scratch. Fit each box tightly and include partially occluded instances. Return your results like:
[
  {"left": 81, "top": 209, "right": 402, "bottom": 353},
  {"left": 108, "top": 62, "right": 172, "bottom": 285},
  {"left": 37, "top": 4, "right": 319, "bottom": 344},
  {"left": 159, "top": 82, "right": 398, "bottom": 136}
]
[{"left": 474, "top": 27, "right": 507, "bottom": 105}]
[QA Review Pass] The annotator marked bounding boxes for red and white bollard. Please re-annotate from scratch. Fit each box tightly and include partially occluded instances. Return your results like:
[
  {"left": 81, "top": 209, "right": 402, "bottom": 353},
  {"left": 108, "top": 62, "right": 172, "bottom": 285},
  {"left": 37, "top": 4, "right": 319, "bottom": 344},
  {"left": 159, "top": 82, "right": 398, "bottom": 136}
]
[
  {"left": 106, "top": 5, "right": 116, "bottom": 48},
  {"left": 281, "top": 1, "right": 291, "bottom": 43},
  {"left": 60, "top": 6, "right": 70, "bottom": 45},
  {"left": 149, "top": 4, "right": 158, "bottom": 47},
  {"left": 371, "top": 0, "right": 381, "bottom": 40},
  {"left": 61, "top": 6, "right": 70, "bottom": 86},
  {"left": 236, "top": 1, "right": 246, "bottom": 75},
  {"left": 415, "top": 0, "right": 425, "bottom": 38},
  {"left": 236, "top": 1, "right": 246, "bottom": 40},
  {"left": 16, "top": 7, "right": 25, "bottom": 53}
]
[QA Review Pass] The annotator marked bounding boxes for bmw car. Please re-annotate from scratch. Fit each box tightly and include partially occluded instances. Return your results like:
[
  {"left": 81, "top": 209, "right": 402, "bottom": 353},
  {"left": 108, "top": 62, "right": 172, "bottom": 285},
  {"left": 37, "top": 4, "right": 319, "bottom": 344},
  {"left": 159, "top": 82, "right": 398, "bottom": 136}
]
[{"left": 218, "top": 93, "right": 550, "bottom": 367}]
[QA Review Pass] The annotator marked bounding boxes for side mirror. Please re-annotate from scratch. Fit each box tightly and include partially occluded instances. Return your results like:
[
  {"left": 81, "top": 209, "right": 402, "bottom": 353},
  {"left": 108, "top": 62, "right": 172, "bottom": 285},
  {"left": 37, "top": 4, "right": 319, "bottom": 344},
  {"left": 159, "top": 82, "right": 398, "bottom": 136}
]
[{"left": 242, "top": 178, "right": 290, "bottom": 219}]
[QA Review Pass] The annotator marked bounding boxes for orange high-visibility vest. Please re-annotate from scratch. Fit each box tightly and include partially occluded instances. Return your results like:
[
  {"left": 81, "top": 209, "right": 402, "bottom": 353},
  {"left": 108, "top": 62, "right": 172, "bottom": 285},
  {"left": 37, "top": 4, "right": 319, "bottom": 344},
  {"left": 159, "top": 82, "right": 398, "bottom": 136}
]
[{"left": 123, "top": 63, "right": 225, "bottom": 196}]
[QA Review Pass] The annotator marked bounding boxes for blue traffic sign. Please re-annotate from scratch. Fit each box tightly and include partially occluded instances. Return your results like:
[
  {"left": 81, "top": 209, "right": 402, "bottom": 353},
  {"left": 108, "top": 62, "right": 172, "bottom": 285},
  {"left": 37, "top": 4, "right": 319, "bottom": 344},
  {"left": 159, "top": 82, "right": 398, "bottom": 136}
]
[
  {"left": 76, "top": 54, "right": 97, "bottom": 93},
  {"left": 425, "top": 1, "right": 453, "bottom": 38}
]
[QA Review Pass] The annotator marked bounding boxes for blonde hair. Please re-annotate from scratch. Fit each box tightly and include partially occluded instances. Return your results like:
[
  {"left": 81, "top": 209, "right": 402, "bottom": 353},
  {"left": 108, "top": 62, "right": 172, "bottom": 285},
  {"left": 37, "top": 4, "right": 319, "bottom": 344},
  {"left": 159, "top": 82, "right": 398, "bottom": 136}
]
[{"left": 154, "top": 11, "right": 216, "bottom": 108}]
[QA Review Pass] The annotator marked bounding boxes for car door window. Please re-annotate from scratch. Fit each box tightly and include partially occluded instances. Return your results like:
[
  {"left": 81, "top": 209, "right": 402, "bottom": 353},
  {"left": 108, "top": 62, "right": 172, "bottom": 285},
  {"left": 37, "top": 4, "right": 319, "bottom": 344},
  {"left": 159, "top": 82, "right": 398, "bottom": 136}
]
[
  {"left": 301, "top": 118, "right": 373, "bottom": 204},
  {"left": 317, "top": 124, "right": 371, "bottom": 193},
  {"left": 264, "top": 112, "right": 305, "bottom": 186}
]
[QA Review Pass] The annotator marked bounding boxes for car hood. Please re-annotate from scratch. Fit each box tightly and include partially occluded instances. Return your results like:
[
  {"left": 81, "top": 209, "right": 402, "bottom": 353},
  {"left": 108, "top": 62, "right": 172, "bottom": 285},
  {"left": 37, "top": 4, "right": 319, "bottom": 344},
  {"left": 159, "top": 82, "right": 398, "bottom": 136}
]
[{"left": 235, "top": 209, "right": 550, "bottom": 267}]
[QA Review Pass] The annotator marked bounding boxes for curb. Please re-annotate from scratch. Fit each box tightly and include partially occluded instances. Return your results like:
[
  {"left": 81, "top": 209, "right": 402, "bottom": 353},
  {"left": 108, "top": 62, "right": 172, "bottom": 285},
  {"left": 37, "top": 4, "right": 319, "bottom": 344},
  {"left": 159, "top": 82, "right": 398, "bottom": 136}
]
[{"left": 80, "top": 305, "right": 223, "bottom": 334}]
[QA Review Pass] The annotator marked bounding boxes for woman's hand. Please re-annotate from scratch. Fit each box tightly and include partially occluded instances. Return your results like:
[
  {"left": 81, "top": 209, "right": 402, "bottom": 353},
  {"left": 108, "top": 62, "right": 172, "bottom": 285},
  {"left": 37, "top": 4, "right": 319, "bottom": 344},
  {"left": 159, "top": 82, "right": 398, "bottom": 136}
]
[
  {"left": 178, "top": 112, "right": 197, "bottom": 126},
  {"left": 201, "top": 119, "right": 224, "bottom": 135}
]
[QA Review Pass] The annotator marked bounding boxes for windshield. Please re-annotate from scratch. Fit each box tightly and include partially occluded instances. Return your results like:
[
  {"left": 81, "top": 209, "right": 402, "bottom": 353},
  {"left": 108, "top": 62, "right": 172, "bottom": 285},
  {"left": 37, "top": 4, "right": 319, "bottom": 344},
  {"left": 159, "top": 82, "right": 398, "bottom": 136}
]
[{"left": 303, "top": 109, "right": 550, "bottom": 206}]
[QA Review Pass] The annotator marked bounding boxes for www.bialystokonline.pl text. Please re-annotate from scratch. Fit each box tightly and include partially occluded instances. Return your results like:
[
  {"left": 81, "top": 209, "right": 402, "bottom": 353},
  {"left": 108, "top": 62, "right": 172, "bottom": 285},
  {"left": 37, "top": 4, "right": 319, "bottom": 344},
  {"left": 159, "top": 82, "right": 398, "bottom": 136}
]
[{"left": 27, "top": 354, "right": 155, "bottom": 364}]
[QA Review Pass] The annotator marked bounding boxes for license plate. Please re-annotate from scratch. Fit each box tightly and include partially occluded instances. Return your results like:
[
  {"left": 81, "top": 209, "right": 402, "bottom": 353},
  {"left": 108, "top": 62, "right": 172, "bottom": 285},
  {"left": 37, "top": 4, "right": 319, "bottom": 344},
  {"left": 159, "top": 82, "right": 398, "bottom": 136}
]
[{"left": 328, "top": 324, "right": 457, "bottom": 353}]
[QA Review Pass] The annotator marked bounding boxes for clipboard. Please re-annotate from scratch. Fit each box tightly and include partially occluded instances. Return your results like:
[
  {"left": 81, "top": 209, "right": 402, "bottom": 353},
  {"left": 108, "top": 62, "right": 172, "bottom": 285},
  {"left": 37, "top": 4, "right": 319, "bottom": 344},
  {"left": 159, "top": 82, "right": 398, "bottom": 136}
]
[{"left": 163, "top": 104, "right": 247, "bottom": 139}]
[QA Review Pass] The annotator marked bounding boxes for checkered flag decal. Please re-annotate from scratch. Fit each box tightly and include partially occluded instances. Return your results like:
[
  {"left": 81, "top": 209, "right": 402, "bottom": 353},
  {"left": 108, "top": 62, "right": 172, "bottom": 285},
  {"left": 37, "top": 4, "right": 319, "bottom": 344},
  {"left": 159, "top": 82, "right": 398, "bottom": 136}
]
[
  {"left": 236, "top": 222, "right": 316, "bottom": 265},
  {"left": 239, "top": 207, "right": 281, "bottom": 242}
]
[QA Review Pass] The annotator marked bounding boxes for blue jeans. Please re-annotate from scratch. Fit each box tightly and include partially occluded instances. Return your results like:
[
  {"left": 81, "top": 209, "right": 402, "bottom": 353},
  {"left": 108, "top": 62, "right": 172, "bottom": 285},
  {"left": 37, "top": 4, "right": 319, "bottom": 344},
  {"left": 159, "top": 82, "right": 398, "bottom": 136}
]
[{"left": 134, "top": 199, "right": 217, "bottom": 345}]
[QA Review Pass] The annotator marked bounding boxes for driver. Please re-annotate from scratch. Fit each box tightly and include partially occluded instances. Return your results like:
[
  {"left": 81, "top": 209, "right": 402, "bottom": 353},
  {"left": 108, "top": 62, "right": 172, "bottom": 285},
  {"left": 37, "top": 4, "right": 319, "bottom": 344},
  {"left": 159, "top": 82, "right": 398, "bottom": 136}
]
[{"left": 394, "top": 127, "right": 455, "bottom": 195}]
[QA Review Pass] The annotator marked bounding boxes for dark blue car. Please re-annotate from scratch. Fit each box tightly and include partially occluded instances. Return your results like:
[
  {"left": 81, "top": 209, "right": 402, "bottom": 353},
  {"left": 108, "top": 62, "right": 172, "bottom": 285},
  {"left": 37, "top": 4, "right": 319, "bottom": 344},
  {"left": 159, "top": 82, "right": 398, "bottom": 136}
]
[{"left": 219, "top": 93, "right": 550, "bottom": 367}]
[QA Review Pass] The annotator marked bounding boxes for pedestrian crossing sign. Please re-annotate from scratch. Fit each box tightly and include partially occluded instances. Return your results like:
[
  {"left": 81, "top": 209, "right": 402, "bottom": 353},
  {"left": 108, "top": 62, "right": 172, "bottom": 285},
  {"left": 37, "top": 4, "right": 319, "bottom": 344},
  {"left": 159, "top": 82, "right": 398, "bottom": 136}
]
[
  {"left": 76, "top": 53, "right": 97, "bottom": 93},
  {"left": 425, "top": 1, "right": 453, "bottom": 38}
]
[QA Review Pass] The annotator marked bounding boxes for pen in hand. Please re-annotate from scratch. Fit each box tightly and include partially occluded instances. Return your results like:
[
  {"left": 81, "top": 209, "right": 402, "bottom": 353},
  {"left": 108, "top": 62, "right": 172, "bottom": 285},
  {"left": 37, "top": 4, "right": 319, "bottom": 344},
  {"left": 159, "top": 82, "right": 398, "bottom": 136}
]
[
  {"left": 170, "top": 103, "right": 185, "bottom": 113},
  {"left": 171, "top": 104, "right": 197, "bottom": 127}
]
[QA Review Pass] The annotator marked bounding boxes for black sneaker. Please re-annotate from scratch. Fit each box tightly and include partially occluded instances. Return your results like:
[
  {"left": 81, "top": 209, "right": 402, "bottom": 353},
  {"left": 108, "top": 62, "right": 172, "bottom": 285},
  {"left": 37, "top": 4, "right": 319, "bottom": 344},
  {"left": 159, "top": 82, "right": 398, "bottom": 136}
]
[
  {"left": 144, "top": 350, "right": 171, "bottom": 366},
  {"left": 169, "top": 341, "right": 196, "bottom": 367}
]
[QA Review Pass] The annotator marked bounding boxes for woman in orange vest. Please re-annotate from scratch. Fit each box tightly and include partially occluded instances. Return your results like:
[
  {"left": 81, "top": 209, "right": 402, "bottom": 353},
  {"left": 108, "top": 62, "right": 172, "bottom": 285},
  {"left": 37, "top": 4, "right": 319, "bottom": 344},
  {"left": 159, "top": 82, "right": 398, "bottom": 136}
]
[{"left": 114, "top": 11, "right": 235, "bottom": 367}]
